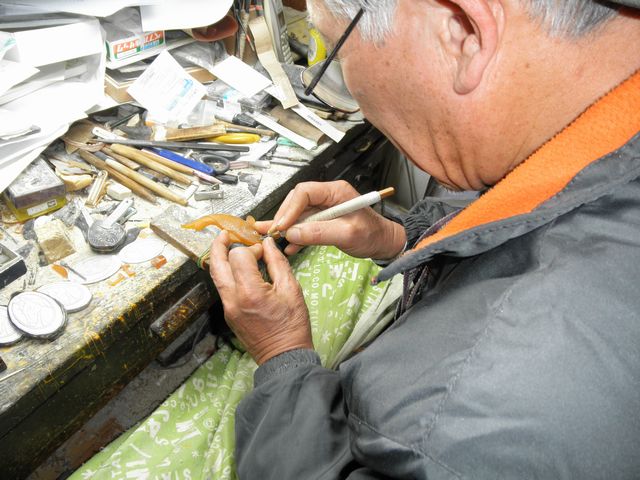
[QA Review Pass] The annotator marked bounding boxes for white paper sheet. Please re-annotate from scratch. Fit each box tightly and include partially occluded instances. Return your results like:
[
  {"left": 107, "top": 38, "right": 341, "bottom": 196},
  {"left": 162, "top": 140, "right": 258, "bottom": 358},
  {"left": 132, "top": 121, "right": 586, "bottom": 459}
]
[
  {"left": 140, "top": 0, "right": 232, "bottom": 31},
  {"left": 0, "top": 33, "right": 16, "bottom": 61},
  {"left": 211, "top": 56, "right": 272, "bottom": 98},
  {"left": 0, "top": 46, "right": 105, "bottom": 192},
  {"left": 0, "top": 62, "right": 65, "bottom": 106},
  {"left": 2, "top": 16, "right": 102, "bottom": 67},
  {"left": 291, "top": 103, "right": 346, "bottom": 143},
  {"left": 251, "top": 112, "right": 317, "bottom": 151},
  {"left": 127, "top": 50, "right": 207, "bottom": 125},
  {"left": 0, "top": 1, "right": 158, "bottom": 17},
  {"left": 0, "top": 60, "right": 39, "bottom": 97}
]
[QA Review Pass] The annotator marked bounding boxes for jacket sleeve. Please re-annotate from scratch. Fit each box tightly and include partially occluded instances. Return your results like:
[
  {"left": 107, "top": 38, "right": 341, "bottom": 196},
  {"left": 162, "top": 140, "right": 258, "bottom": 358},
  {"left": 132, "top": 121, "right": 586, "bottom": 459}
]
[{"left": 234, "top": 349, "right": 384, "bottom": 480}]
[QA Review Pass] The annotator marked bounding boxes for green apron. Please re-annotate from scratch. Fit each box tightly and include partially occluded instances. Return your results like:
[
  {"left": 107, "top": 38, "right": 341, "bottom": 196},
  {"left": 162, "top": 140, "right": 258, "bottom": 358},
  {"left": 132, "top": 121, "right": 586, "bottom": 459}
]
[{"left": 71, "top": 246, "right": 402, "bottom": 480}]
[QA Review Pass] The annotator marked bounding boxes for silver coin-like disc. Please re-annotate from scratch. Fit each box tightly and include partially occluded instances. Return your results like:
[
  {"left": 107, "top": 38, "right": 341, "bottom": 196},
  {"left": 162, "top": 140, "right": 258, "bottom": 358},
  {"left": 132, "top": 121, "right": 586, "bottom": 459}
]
[
  {"left": 8, "top": 291, "right": 67, "bottom": 338},
  {"left": 0, "top": 305, "right": 23, "bottom": 346},
  {"left": 66, "top": 255, "right": 122, "bottom": 284},
  {"left": 37, "top": 282, "right": 92, "bottom": 313},
  {"left": 118, "top": 238, "right": 165, "bottom": 264}
]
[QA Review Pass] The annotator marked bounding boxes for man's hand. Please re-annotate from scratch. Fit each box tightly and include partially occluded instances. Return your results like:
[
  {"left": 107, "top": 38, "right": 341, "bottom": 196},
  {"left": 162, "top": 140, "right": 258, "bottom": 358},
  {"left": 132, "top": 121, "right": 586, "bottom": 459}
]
[
  {"left": 209, "top": 231, "right": 313, "bottom": 365},
  {"left": 255, "top": 180, "right": 406, "bottom": 259}
]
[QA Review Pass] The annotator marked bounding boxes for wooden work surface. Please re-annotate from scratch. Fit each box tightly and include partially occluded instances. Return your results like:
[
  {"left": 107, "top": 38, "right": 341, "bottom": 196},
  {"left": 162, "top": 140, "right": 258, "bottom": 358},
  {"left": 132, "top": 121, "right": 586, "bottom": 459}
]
[{"left": 0, "top": 122, "right": 382, "bottom": 477}]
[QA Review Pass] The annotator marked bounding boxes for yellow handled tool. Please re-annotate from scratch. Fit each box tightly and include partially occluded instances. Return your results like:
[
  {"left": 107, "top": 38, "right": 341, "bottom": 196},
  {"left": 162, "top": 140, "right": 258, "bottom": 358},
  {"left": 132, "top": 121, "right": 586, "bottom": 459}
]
[{"left": 206, "top": 133, "right": 261, "bottom": 144}]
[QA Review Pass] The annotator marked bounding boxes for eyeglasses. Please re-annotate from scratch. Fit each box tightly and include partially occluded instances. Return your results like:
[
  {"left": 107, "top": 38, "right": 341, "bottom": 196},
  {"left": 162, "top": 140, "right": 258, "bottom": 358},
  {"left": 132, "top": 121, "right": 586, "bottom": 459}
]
[{"left": 303, "top": 8, "right": 365, "bottom": 97}]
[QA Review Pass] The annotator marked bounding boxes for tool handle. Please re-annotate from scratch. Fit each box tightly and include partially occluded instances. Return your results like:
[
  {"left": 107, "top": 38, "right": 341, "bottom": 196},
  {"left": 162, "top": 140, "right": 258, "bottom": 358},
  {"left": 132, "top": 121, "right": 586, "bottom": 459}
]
[
  {"left": 99, "top": 148, "right": 140, "bottom": 171},
  {"left": 105, "top": 158, "right": 188, "bottom": 206},
  {"left": 161, "top": 124, "right": 226, "bottom": 141},
  {"left": 103, "top": 197, "right": 134, "bottom": 229},
  {"left": 79, "top": 151, "right": 157, "bottom": 204},
  {"left": 150, "top": 148, "right": 214, "bottom": 176},
  {"left": 139, "top": 149, "right": 193, "bottom": 174},
  {"left": 100, "top": 138, "right": 250, "bottom": 152},
  {"left": 109, "top": 144, "right": 193, "bottom": 186},
  {"left": 218, "top": 120, "right": 275, "bottom": 137},
  {"left": 303, "top": 191, "right": 382, "bottom": 223}
]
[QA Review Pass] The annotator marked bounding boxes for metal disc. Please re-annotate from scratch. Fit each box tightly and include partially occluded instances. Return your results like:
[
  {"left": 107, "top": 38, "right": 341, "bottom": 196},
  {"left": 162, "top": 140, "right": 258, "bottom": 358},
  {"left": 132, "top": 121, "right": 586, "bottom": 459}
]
[
  {"left": 37, "top": 282, "right": 92, "bottom": 313},
  {"left": 65, "top": 255, "right": 122, "bottom": 284},
  {"left": 8, "top": 292, "right": 67, "bottom": 338},
  {"left": 0, "top": 305, "right": 23, "bottom": 346},
  {"left": 118, "top": 238, "right": 165, "bottom": 264}
]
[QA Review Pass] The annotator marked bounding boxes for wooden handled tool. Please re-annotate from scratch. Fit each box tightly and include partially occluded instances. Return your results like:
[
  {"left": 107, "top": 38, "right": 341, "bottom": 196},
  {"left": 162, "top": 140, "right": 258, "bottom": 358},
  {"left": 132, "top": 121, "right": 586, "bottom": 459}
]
[
  {"left": 155, "top": 124, "right": 226, "bottom": 141},
  {"left": 216, "top": 120, "right": 276, "bottom": 137},
  {"left": 109, "top": 144, "right": 193, "bottom": 186},
  {"left": 79, "top": 150, "right": 157, "bottom": 204},
  {"left": 102, "top": 147, "right": 141, "bottom": 170},
  {"left": 105, "top": 158, "right": 189, "bottom": 206},
  {"left": 139, "top": 149, "right": 195, "bottom": 175}
]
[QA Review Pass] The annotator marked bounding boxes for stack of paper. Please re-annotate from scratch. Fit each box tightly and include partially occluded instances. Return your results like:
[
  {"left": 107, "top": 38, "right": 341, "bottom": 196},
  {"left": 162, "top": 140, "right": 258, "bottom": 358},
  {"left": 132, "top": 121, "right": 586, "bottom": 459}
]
[
  {"left": 0, "top": 0, "right": 233, "bottom": 194},
  {"left": 0, "top": 13, "right": 105, "bottom": 193}
]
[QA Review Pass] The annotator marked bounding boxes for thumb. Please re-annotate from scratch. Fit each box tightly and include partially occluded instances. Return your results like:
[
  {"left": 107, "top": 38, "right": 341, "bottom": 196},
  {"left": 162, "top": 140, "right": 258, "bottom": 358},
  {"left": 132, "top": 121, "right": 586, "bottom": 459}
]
[{"left": 263, "top": 237, "right": 296, "bottom": 287}]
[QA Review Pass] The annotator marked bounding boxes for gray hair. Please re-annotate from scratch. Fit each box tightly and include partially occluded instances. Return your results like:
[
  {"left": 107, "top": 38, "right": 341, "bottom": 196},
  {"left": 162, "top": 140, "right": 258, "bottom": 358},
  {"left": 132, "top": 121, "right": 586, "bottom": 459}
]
[
  {"left": 319, "top": 0, "right": 619, "bottom": 42},
  {"left": 320, "top": 0, "right": 397, "bottom": 43},
  {"left": 525, "top": 0, "right": 620, "bottom": 36}
]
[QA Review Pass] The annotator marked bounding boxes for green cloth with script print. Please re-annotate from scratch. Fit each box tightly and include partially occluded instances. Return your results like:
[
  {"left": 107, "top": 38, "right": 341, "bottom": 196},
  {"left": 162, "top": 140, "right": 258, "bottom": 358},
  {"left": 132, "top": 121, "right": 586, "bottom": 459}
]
[{"left": 71, "top": 246, "right": 402, "bottom": 480}]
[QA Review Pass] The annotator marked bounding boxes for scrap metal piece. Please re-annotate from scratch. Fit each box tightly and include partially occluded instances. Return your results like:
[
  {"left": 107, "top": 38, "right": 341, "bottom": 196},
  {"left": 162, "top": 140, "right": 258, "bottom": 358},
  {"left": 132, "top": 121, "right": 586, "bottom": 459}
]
[
  {"left": 194, "top": 190, "right": 225, "bottom": 201},
  {"left": 86, "top": 170, "right": 109, "bottom": 207},
  {"left": 239, "top": 173, "right": 262, "bottom": 196}
]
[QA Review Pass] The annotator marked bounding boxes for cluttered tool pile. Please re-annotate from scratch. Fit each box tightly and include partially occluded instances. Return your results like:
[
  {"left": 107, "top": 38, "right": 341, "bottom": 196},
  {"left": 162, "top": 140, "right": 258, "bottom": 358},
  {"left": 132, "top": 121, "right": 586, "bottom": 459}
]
[{"left": 0, "top": 1, "right": 364, "bottom": 366}]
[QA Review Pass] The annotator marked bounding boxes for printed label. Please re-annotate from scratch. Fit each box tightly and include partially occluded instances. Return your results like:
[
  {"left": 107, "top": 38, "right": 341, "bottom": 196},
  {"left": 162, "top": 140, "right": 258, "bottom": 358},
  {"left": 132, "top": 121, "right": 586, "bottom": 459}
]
[{"left": 26, "top": 199, "right": 57, "bottom": 216}]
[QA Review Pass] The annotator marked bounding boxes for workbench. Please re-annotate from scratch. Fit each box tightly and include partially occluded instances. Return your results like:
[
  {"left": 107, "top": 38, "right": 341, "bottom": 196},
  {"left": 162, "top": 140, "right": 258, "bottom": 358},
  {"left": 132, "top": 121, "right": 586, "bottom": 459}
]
[{"left": 0, "top": 121, "right": 387, "bottom": 478}]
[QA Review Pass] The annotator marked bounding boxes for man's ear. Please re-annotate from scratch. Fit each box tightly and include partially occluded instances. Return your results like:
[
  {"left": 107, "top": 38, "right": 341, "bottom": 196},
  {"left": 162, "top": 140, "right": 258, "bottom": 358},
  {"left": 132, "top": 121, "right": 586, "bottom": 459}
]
[{"left": 441, "top": 0, "right": 502, "bottom": 94}]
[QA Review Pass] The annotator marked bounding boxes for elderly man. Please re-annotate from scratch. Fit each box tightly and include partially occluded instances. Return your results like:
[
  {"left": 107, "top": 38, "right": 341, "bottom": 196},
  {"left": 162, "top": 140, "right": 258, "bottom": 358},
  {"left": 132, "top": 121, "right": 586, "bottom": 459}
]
[{"left": 209, "top": 0, "right": 640, "bottom": 478}]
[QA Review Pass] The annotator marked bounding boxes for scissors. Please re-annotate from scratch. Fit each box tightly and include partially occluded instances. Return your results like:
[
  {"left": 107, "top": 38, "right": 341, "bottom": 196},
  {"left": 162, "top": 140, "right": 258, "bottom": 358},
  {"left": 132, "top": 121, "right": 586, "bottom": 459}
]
[{"left": 191, "top": 152, "right": 240, "bottom": 184}]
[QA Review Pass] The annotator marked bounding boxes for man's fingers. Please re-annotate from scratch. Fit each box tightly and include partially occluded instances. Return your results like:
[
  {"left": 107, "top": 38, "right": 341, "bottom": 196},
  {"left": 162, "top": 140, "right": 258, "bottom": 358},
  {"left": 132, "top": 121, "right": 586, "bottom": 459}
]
[
  {"left": 209, "top": 231, "right": 235, "bottom": 292},
  {"left": 254, "top": 220, "right": 272, "bottom": 234},
  {"left": 263, "top": 237, "right": 297, "bottom": 287},
  {"left": 285, "top": 220, "right": 353, "bottom": 247},
  {"left": 247, "top": 243, "right": 264, "bottom": 261},
  {"left": 284, "top": 243, "right": 303, "bottom": 256},
  {"left": 272, "top": 181, "right": 358, "bottom": 232},
  {"left": 228, "top": 246, "right": 266, "bottom": 287}
]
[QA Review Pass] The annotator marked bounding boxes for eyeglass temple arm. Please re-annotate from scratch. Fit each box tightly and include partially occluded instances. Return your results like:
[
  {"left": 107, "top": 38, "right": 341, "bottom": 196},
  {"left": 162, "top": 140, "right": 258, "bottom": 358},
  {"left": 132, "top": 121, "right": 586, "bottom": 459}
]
[{"left": 304, "top": 8, "right": 365, "bottom": 96}]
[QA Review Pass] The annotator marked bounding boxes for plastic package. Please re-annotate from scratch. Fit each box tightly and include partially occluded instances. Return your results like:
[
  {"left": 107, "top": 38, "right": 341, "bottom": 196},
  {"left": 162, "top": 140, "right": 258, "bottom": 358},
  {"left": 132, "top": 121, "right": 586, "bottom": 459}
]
[
  {"left": 205, "top": 79, "right": 272, "bottom": 114},
  {"left": 185, "top": 99, "right": 219, "bottom": 127},
  {"left": 171, "top": 42, "right": 227, "bottom": 74}
]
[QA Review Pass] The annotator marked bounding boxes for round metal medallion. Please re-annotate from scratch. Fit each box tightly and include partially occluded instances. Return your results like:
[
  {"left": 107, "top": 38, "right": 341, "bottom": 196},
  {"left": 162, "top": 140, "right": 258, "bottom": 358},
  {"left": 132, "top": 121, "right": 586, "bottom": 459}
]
[
  {"left": 37, "top": 281, "right": 92, "bottom": 313},
  {"left": 118, "top": 238, "right": 165, "bottom": 264},
  {"left": 8, "top": 291, "right": 67, "bottom": 338},
  {"left": 0, "top": 305, "right": 23, "bottom": 346},
  {"left": 65, "top": 255, "right": 122, "bottom": 284}
]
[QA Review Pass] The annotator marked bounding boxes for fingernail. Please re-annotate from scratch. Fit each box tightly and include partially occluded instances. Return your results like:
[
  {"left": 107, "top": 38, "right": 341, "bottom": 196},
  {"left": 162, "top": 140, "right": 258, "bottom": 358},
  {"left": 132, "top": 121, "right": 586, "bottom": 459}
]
[
  {"left": 270, "top": 219, "right": 282, "bottom": 232},
  {"left": 286, "top": 227, "right": 301, "bottom": 243}
]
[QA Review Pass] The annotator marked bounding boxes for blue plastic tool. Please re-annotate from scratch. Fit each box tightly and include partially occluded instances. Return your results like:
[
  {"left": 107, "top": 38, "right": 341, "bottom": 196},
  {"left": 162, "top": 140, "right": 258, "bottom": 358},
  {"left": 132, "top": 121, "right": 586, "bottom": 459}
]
[{"left": 149, "top": 148, "right": 214, "bottom": 176}]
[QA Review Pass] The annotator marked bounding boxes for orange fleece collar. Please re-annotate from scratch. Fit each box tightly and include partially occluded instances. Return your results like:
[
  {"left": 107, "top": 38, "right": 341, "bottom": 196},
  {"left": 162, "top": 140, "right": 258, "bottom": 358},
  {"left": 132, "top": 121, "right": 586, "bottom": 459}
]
[{"left": 410, "top": 70, "right": 640, "bottom": 254}]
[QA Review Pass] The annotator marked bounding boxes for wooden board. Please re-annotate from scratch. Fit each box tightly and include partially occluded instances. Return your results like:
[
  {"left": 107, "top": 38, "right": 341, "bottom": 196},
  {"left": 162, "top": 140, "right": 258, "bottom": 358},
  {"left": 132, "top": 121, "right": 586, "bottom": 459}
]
[{"left": 151, "top": 205, "right": 213, "bottom": 264}]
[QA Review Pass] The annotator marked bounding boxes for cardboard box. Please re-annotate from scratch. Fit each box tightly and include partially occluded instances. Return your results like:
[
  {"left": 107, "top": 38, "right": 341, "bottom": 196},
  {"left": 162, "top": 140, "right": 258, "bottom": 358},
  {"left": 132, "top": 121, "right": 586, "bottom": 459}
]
[{"left": 105, "top": 30, "right": 166, "bottom": 62}]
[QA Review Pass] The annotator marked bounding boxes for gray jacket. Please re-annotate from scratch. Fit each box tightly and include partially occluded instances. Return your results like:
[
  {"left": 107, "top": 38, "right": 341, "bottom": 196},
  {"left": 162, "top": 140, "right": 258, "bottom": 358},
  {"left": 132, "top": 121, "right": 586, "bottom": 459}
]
[{"left": 235, "top": 130, "right": 640, "bottom": 479}]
